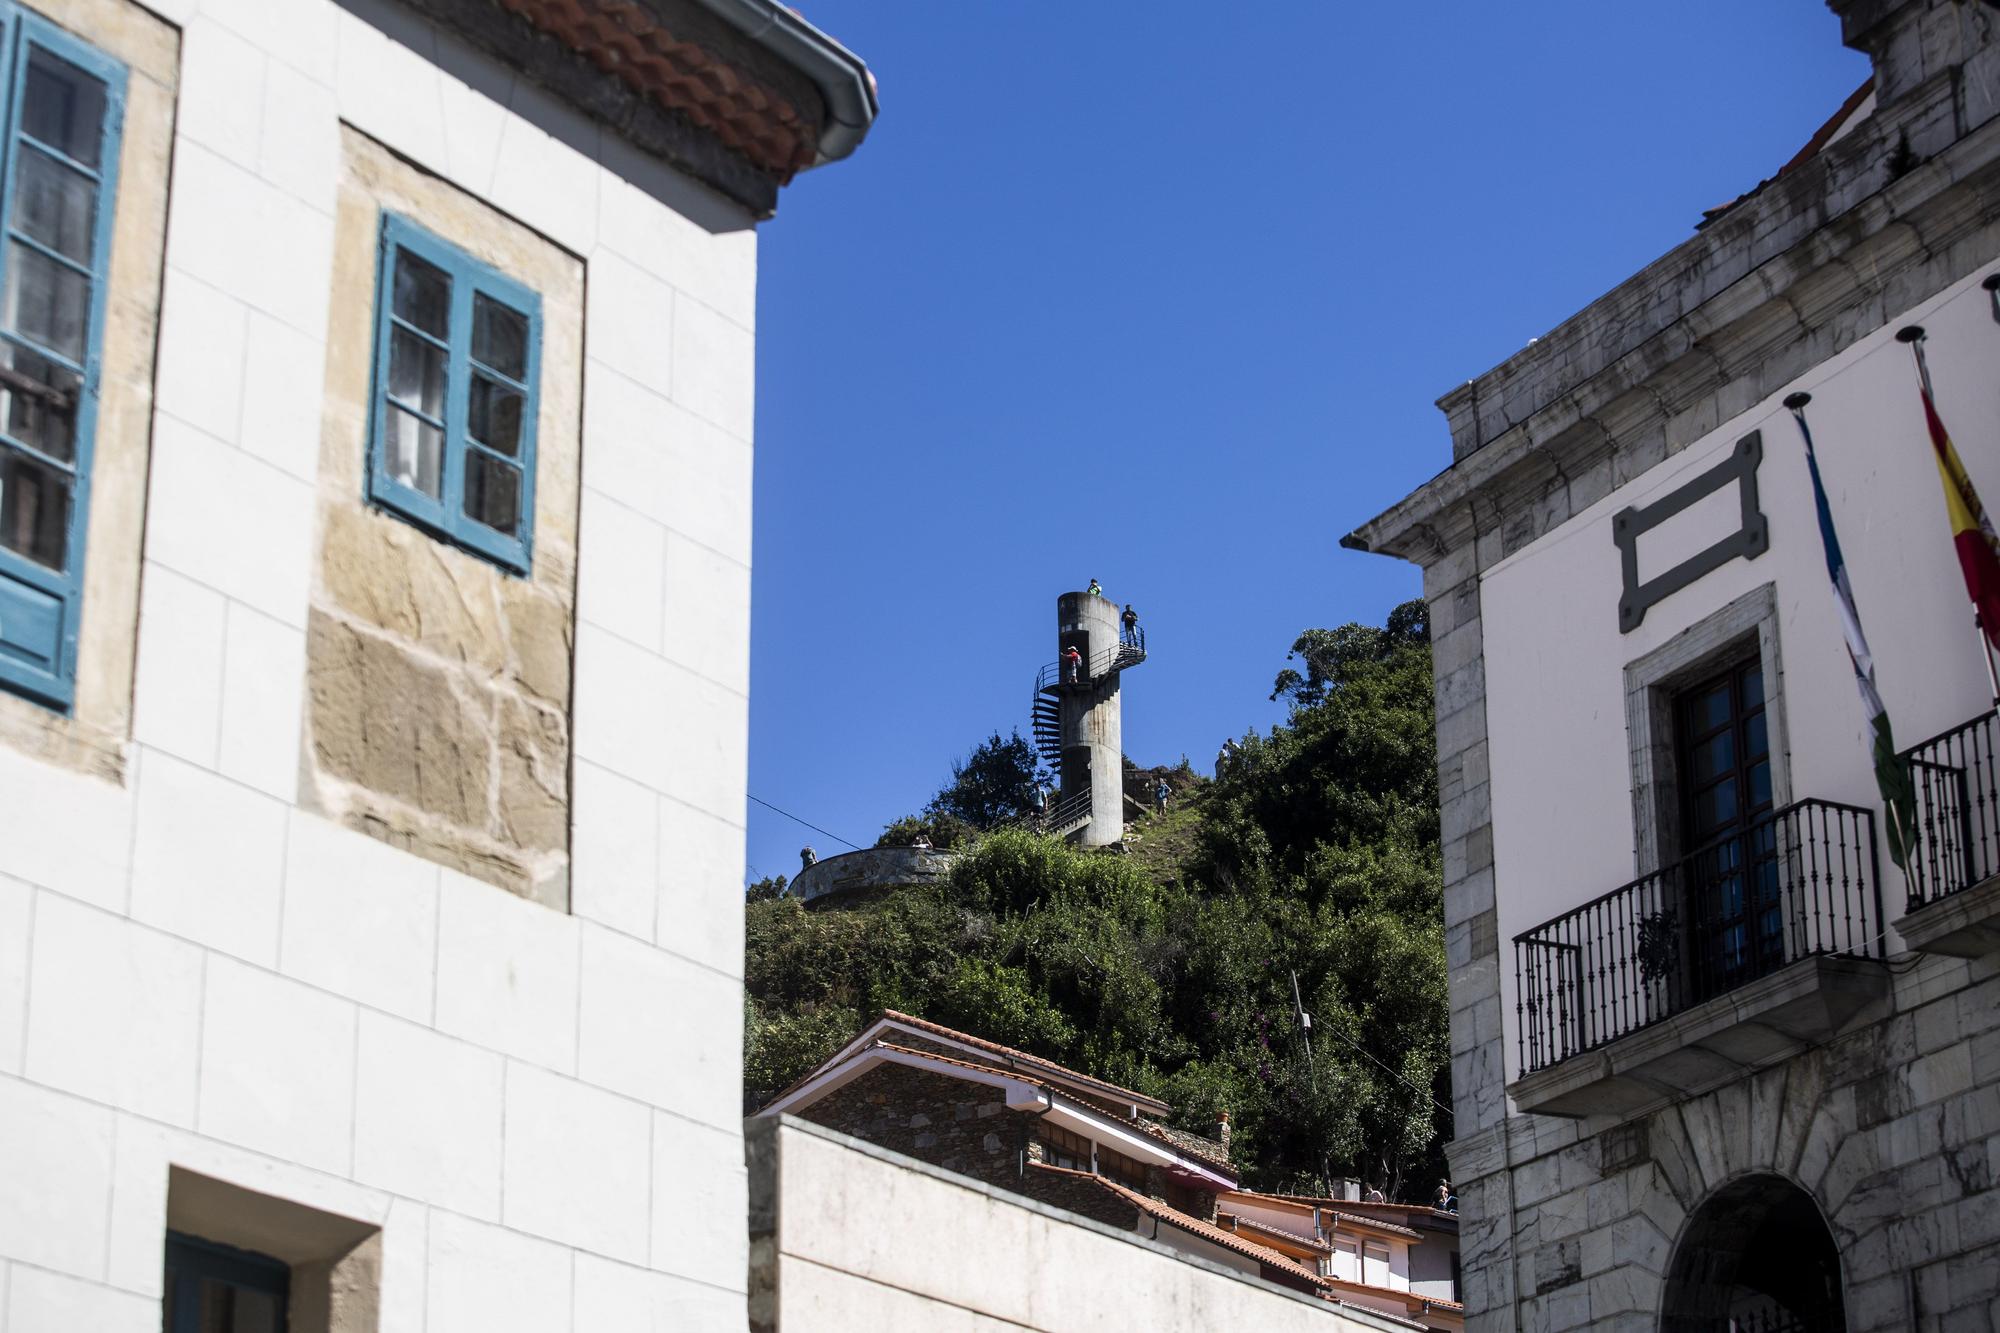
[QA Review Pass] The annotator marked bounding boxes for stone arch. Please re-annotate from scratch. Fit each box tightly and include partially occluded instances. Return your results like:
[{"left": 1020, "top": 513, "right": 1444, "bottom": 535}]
[{"left": 1659, "top": 1172, "right": 1845, "bottom": 1332}]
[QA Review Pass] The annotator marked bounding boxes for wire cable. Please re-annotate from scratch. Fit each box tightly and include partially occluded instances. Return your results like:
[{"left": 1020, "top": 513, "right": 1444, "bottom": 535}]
[{"left": 747, "top": 794, "right": 863, "bottom": 852}]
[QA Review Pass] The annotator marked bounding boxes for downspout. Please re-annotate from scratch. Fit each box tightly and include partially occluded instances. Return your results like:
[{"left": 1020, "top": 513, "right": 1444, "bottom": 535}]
[{"left": 690, "top": 0, "right": 879, "bottom": 162}]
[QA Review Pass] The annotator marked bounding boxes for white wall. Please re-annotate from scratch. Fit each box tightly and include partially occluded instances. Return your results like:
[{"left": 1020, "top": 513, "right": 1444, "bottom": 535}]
[
  {"left": 1481, "top": 262, "right": 2000, "bottom": 1086},
  {"left": 757, "top": 1119, "right": 1408, "bottom": 1333},
  {"left": 1, "top": 0, "right": 758, "bottom": 1329}
]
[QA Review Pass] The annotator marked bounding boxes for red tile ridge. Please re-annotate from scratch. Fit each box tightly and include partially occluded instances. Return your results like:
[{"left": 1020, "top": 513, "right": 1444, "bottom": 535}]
[
  {"left": 1320, "top": 1274, "right": 1465, "bottom": 1315},
  {"left": 1029, "top": 1164, "right": 1325, "bottom": 1289},
  {"left": 1215, "top": 1212, "right": 1332, "bottom": 1254}
]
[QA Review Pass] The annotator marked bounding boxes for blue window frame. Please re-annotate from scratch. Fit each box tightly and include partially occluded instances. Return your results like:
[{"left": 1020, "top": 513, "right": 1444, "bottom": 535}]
[
  {"left": 367, "top": 213, "right": 541, "bottom": 574},
  {"left": 164, "top": 1232, "right": 290, "bottom": 1333},
  {"left": 0, "top": 3, "right": 124, "bottom": 711}
]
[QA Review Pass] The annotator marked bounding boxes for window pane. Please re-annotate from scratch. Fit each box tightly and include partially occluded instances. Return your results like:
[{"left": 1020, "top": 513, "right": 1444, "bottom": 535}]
[
  {"left": 1693, "top": 684, "right": 1730, "bottom": 733},
  {"left": 5, "top": 240, "right": 88, "bottom": 361},
  {"left": 0, "top": 441, "right": 72, "bottom": 568},
  {"left": 471, "top": 294, "right": 527, "bottom": 379},
  {"left": 463, "top": 452, "right": 520, "bottom": 535},
  {"left": 383, "top": 405, "right": 442, "bottom": 497},
  {"left": 0, "top": 342, "right": 78, "bottom": 461},
  {"left": 22, "top": 47, "right": 106, "bottom": 168},
  {"left": 1692, "top": 732, "right": 1733, "bottom": 784},
  {"left": 386, "top": 328, "right": 445, "bottom": 420},
  {"left": 14, "top": 145, "right": 96, "bottom": 264},
  {"left": 392, "top": 250, "right": 450, "bottom": 338},
  {"left": 230, "top": 1287, "right": 280, "bottom": 1333},
  {"left": 468, "top": 373, "right": 522, "bottom": 456}
]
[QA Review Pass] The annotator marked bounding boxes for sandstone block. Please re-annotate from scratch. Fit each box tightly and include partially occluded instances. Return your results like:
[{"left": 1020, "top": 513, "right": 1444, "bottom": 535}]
[
  {"left": 308, "top": 611, "right": 492, "bottom": 825},
  {"left": 321, "top": 505, "right": 508, "bottom": 674},
  {"left": 503, "top": 579, "right": 572, "bottom": 705},
  {"left": 498, "top": 695, "right": 568, "bottom": 852}
]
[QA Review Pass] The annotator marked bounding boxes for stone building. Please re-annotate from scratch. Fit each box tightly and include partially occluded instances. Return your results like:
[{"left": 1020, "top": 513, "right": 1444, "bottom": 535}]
[
  {"left": 755, "top": 1011, "right": 1464, "bottom": 1328},
  {"left": 1346, "top": 1, "right": 2000, "bottom": 1329},
  {"left": 0, "top": 0, "right": 872, "bottom": 1329}
]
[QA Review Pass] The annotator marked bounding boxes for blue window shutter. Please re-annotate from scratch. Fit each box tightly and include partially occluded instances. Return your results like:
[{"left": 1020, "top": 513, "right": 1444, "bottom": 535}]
[
  {"left": 366, "top": 213, "right": 541, "bottom": 574},
  {"left": 0, "top": 3, "right": 126, "bottom": 712}
]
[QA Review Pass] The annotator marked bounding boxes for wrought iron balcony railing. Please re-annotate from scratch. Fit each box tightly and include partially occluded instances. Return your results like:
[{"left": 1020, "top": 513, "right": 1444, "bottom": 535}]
[
  {"left": 1513, "top": 798, "right": 1883, "bottom": 1075},
  {"left": 1901, "top": 708, "right": 2000, "bottom": 911}
]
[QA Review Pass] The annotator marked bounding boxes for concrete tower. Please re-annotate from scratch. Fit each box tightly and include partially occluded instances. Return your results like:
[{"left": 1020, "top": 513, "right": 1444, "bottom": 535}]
[{"left": 1031, "top": 589, "right": 1146, "bottom": 846}]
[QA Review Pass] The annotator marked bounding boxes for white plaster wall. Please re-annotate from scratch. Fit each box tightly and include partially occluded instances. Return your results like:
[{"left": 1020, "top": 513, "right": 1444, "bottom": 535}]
[
  {"left": 0, "top": 0, "right": 757, "bottom": 1329},
  {"left": 765, "top": 1121, "right": 1400, "bottom": 1332},
  {"left": 1481, "top": 262, "right": 2000, "bottom": 1086}
]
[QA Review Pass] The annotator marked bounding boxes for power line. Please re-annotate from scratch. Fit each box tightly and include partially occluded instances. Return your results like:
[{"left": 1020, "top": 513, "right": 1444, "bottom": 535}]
[
  {"left": 747, "top": 794, "right": 863, "bottom": 852},
  {"left": 1319, "top": 1014, "right": 1454, "bottom": 1120}
]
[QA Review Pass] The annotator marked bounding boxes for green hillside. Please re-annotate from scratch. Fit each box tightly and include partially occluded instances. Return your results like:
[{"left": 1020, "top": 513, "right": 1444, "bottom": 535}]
[{"left": 744, "top": 600, "right": 1448, "bottom": 1200}]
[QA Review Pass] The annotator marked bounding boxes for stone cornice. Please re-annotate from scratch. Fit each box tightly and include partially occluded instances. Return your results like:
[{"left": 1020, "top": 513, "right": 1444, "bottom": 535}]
[{"left": 1345, "top": 62, "right": 2000, "bottom": 569}]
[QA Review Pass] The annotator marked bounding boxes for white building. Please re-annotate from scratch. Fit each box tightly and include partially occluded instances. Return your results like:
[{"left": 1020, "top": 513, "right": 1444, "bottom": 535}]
[
  {"left": 1348, "top": 1, "right": 2000, "bottom": 1329},
  {"left": 0, "top": 0, "right": 872, "bottom": 1329}
]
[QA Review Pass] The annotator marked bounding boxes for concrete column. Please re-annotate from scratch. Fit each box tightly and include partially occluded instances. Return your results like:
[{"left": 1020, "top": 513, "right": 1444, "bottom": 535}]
[{"left": 1056, "top": 590, "right": 1123, "bottom": 847}]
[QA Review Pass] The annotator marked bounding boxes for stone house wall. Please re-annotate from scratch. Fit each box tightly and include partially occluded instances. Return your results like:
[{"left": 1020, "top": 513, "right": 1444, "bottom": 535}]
[
  {"left": 302, "top": 126, "right": 584, "bottom": 911},
  {"left": 790, "top": 1063, "right": 1031, "bottom": 1195}
]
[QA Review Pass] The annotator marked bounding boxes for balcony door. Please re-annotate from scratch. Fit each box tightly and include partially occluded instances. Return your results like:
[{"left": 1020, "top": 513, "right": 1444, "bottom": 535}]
[{"left": 1674, "top": 657, "right": 1779, "bottom": 996}]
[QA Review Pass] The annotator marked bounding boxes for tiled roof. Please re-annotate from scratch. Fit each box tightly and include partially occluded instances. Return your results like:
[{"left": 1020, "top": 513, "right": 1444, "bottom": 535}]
[
  {"left": 1699, "top": 78, "right": 1873, "bottom": 227},
  {"left": 877, "top": 1011, "right": 1171, "bottom": 1116},
  {"left": 1321, "top": 1275, "right": 1465, "bottom": 1318},
  {"left": 1247, "top": 1192, "right": 1448, "bottom": 1235},
  {"left": 1029, "top": 1165, "right": 1325, "bottom": 1290},
  {"left": 492, "top": 0, "right": 818, "bottom": 180},
  {"left": 1217, "top": 1212, "right": 1332, "bottom": 1255}
]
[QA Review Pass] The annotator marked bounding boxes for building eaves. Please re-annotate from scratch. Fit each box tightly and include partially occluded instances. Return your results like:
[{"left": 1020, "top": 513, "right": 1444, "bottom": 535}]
[
  {"left": 875, "top": 1010, "right": 1173, "bottom": 1117},
  {"left": 1342, "top": 74, "right": 2000, "bottom": 566},
  {"left": 391, "top": 0, "right": 875, "bottom": 217},
  {"left": 1217, "top": 1212, "right": 1333, "bottom": 1255}
]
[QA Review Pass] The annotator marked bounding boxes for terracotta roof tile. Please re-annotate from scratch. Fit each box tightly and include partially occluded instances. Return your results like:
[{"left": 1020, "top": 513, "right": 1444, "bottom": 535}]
[
  {"left": 492, "top": 0, "right": 817, "bottom": 179},
  {"left": 1216, "top": 1212, "right": 1333, "bottom": 1255},
  {"left": 1029, "top": 1164, "right": 1326, "bottom": 1289}
]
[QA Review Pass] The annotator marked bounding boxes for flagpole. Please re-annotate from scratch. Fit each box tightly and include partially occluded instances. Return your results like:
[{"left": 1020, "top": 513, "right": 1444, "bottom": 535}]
[
  {"left": 1786, "top": 390, "right": 1919, "bottom": 906},
  {"left": 1897, "top": 325, "right": 2000, "bottom": 705}
]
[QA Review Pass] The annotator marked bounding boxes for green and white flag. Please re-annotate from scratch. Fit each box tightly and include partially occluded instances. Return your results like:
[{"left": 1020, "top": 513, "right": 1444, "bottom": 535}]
[{"left": 1788, "top": 398, "right": 1919, "bottom": 870}]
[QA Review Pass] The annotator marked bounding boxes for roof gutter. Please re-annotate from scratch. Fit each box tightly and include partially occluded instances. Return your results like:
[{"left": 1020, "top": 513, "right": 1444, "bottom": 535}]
[{"left": 690, "top": 0, "right": 879, "bottom": 163}]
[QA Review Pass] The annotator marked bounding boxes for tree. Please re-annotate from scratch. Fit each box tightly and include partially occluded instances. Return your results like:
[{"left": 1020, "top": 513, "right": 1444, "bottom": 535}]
[
  {"left": 746, "top": 873, "right": 788, "bottom": 902},
  {"left": 928, "top": 730, "right": 1049, "bottom": 829},
  {"left": 745, "top": 601, "right": 1449, "bottom": 1198}
]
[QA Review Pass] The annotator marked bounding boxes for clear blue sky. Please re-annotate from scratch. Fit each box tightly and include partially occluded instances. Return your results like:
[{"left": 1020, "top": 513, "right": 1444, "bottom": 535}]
[{"left": 741, "top": 3, "right": 1868, "bottom": 883}]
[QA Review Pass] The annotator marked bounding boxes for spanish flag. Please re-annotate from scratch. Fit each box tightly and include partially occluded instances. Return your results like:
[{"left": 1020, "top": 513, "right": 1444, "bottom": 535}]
[{"left": 1921, "top": 387, "right": 2000, "bottom": 651}]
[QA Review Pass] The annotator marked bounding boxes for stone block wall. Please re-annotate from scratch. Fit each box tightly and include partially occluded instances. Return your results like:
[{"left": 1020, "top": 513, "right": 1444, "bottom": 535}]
[
  {"left": 301, "top": 128, "right": 584, "bottom": 911},
  {"left": 790, "top": 1063, "right": 1028, "bottom": 1193},
  {"left": 1451, "top": 951, "right": 2000, "bottom": 1332}
]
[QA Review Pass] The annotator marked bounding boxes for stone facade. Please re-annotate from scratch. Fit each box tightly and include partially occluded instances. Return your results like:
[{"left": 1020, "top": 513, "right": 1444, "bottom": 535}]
[
  {"left": 302, "top": 127, "right": 584, "bottom": 911},
  {"left": 0, "top": 0, "right": 863, "bottom": 1328},
  {"left": 1345, "top": 3, "right": 2000, "bottom": 1329}
]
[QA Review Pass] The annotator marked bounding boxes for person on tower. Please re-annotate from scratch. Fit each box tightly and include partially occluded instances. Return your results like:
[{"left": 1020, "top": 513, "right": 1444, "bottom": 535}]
[
  {"left": 800, "top": 845, "right": 817, "bottom": 871},
  {"left": 1063, "top": 644, "right": 1083, "bottom": 684},
  {"left": 1121, "top": 603, "right": 1139, "bottom": 644},
  {"left": 1086, "top": 578, "right": 1103, "bottom": 597}
]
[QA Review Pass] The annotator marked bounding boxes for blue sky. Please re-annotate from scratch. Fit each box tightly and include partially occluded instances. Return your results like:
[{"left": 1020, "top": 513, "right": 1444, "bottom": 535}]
[{"left": 740, "top": 3, "right": 1869, "bottom": 883}]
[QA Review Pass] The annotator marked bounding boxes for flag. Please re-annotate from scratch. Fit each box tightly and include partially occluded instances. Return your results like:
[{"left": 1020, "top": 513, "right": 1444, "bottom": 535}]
[
  {"left": 1919, "top": 386, "right": 2000, "bottom": 652},
  {"left": 1790, "top": 404, "right": 1920, "bottom": 869}
]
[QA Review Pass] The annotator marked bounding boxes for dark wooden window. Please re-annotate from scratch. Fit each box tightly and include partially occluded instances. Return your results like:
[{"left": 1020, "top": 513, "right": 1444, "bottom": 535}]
[
  {"left": 1042, "top": 1122, "right": 1091, "bottom": 1172},
  {"left": 164, "top": 1233, "right": 289, "bottom": 1333},
  {"left": 1673, "top": 657, "right": 1780, "bottom": 993},
  {"left": 1040, "top": 1122, "right": 1149, "bottom": 1192}
]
